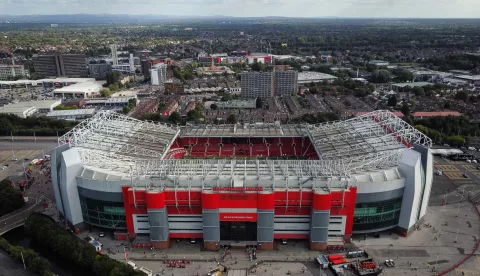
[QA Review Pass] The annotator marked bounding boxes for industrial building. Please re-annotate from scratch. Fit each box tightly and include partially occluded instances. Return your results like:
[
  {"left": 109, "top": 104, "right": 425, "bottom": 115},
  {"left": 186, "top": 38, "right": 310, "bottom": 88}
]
[
  {"left": 51, "top": 110, "right": 433, "bottom": 251},
  {"left": 0, "top": 65, "right": 30, "bottom": 80},
  {"left": 52, "top": 81, "right": 103, "bottom": 98},
  {"left": 0, "top": 99, "right": 62, "bottom": 117},
  {"left": 453, "top": 75, "right": 480, "bottom": 85},
  {"left": 241, "top": 71, "right": 298, "bottom": 99},
  {"left": 33, "top": 53, "right": 87, "bottom": 78}
]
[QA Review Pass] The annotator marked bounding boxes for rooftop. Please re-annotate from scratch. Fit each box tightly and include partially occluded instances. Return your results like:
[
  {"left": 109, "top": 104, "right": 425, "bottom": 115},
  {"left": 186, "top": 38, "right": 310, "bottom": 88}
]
[
  {"left": 0, "top": 78, "right": 95, "bottom": 86},
  {"left": 59, "top": 111, "right": 181, "bottom": 160},
  {"left": 412, "top": 111, "right": 462, "bottom": 117},
  {"left": 391, "top": 82, "right": 431, "bottom": 88},
  {"left": 215, "top": 100, "right": 256, "bottom": 109},
  {"left": 1, "top": 99, "right": 61, "bottom": 110},
  {"left": 60, "top": 111, "right": 431, "bottom": 180},
  {"left": 53, "top": 82, "right": 103, "bottom": 94},
  {"left": 454, "top": 75, "right": 480, "bottom": 81},
  {"left": 46, "top": 109, "right": 96, "bottom": 117},
  {"left": 298, "top": 72, "right": 338, "bottom": 82}
]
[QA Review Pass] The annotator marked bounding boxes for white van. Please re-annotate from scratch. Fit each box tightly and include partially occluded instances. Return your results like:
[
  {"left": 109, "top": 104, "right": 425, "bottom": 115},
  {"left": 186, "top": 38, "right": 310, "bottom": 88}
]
[{"left": 127, "top": 261, "right": 137, "bottom": 270}]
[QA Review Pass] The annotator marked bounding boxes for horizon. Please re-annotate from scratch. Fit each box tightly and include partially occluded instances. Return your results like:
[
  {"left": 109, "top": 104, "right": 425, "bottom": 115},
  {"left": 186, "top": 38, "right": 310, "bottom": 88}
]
[{"left": 2, "top": 0, "right": 480, "bottom": 19}]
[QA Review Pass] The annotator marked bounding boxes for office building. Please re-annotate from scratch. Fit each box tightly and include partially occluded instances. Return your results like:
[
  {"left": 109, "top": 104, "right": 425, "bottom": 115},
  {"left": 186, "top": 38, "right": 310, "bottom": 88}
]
[
  {"left": 88, "top": 63, "right": 111, "bottom": 79},
  {"left": 33, "top": 53, "right": 87, "bottom": 78}
]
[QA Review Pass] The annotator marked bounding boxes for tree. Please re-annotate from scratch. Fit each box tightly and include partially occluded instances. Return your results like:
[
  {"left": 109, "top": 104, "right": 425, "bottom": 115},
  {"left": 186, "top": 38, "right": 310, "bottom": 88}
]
[
  {"left": 122, "top": 106, "right": 131, "bottom": 114},
  {"left": 370, "top": 69, "right": 391, "bottom": 83},
  {"left": 210, "top": 103, "right": 218, "bottom": 110},
  {"left": 109, "top": 83, "right": 120, "bottom": 92},
  {"left": 187, "top": 109, "right": 202, "bottom": 121},
  {"left": 227, "top": 114, "right": 237, "bottom": 124},
  {"left": 221, "top": 93, "right": 233, "bottom": 101},
  {"left": 256, "top": 97, "right": 263, "bottom": 109},
  {"left": 455, "top": 91, "right": 468, "bottom": 102},
  {"left": 168, "top": 112, "right": 182, "bottom": 124},
  {"left": 0, "top": 178, "right": 25, "bottom": 216},
  {"left": 401, "top": 103, "right": 411, "bottom": 116},
  {"left": 444, "top": 102, "right": 451, "bottom": 109},
  {"left": 250, "top": 61, "right": 265, "bottom": 72},
  {"left": 0, "top": 117, "right": 13, "bottom": 135},
  {"left": 99, "top": 88, "right": 112, "bottom": 97},
  {"left": 392, "top": 68, "right": 413, "bottom": 82},
  {"left": 106, "top": 71, "right": 122, "bottom": 85},
  {"left": 387, "top": 95, "right": 397, "bottom": 107},
  {"left": 412, "top": 86, "right": 425, "bottom": 96},
  {"left": 128, "top": 98, "right": 137, "bottom": 107}
]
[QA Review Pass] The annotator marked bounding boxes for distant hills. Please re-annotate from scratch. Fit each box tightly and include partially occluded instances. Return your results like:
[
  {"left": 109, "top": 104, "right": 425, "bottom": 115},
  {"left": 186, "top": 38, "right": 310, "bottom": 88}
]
[{"left": 0, "top": 14, "right": 479, "bottom": 24}]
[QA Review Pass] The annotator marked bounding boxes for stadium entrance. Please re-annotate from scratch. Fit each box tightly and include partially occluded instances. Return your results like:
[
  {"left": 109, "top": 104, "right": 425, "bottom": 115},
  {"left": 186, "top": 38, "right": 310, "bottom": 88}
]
[{"left": 220, "top": 222, "right": 257, "bottom": 241}]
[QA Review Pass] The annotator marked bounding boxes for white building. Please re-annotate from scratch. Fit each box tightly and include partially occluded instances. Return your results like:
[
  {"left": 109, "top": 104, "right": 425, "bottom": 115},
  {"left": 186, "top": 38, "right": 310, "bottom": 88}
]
[
  {"left": 297, "top": 72, "right": 338, "bottom": 84},
  {"left": 368, "top": 60, "right": 390, "bottom": 67},
  {"left": 46, "top": 109, "right": 96, "bottom": 120},
  {"left": 151, "top": 64, "right": 167, "bottom": 85},
  {"left": 0, "top": 65, "right": 30, "bottom": 80},
  {"left": 453, "top": 75, "right": 480, "bottom": 85},
  {"left": 53, "top": 82, "right": 103, "bottom": 98},
  {"left": 0, "top": 99, "right": 62, "bottom": 118}
]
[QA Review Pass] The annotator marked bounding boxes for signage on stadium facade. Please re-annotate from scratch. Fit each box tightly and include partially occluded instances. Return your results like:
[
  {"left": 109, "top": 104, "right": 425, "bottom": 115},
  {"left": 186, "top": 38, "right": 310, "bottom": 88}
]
[
  {"left": 220, "top": 213, "right": 257, "bottom": 221},
  {"left": 213, "top": 187, "right": 263, "bottom": 191}
]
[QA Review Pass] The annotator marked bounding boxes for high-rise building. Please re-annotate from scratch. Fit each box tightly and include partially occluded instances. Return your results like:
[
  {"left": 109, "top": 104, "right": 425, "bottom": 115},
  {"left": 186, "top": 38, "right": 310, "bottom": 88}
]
[
  {"left": 110, "top": 44, "right": 119, "bottom": 66},
  {"left": 274, "top": 70, "right": 298, "bottom": 96},
  {"left": 88, "top": 63, "right": 111, "bottom": 79},
  {"left": 33, "top": 53, "right": 87, "bottom": 78},
  {"left": 240, "top": 70, "right": 298, "bottom": 99},
  {"left": 240, "top": 72, "right": 273, "bottom": 99},
  {"left": 151, "top": 64, "right": 168, "bottom": 85}
]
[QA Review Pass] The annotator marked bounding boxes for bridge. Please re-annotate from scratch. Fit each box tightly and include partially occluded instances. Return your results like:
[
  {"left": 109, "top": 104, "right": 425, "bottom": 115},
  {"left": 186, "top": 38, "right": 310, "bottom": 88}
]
[{"left": 0, "top": 204, "right": 44, "bottom": 236}]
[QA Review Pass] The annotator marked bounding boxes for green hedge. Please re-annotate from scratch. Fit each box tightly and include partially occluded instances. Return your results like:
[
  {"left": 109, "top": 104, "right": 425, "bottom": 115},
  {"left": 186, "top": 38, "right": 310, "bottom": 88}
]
[
  {"left": 25, "top": 214, "right": 145, "bottom": 276},
  {"left": 0, "top": 237, "right": 54, "bottom": 276}
]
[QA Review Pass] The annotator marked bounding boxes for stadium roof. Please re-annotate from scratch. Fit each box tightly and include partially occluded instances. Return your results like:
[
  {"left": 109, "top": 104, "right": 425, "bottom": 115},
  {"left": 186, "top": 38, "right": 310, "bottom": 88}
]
[
  {"left": 58, "top": 110, "right": 431, "bottom": 180},
  {"left": 59, "top": 111, "right": 180, "bottom": 160}
]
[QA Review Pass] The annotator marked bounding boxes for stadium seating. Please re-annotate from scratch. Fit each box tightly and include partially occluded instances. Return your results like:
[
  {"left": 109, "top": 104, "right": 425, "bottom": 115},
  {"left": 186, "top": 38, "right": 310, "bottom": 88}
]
[{"left": 174, "top": 136, "right": 319, "bottom": 159}]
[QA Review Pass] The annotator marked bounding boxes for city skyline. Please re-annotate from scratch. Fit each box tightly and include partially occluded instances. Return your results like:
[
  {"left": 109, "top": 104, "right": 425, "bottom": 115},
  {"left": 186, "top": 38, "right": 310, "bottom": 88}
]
[{"left": 2, "top": 0, "right": 480, "bottom": 18}]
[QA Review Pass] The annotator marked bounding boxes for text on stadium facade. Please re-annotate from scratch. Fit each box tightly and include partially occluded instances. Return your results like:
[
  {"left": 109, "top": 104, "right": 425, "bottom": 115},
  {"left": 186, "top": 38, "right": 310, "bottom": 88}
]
[{"left": 213, "top": 187, "right": 264, "bottom": 191}]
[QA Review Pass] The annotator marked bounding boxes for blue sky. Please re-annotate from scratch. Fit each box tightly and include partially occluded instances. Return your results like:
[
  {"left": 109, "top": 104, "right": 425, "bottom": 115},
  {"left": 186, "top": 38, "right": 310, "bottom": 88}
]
[{"left": 2, "top": 0, "right": 480, "bottom": 18}]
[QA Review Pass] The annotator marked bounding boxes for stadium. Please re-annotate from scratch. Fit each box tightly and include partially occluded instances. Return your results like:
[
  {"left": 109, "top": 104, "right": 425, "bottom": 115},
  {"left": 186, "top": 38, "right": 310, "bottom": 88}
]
[{"left": 51, "top": 110, "right": 433, "bottom": 251}]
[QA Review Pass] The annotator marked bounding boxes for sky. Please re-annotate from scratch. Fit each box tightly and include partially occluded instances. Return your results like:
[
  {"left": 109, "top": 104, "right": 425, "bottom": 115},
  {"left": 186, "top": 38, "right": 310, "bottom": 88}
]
[{"left": 2, "top": 0, "right": 480, "bottom": 18}]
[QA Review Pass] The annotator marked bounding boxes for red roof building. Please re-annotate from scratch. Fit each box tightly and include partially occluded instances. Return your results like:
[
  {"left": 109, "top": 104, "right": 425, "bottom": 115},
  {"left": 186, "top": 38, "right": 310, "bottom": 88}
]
[{"left": 412, "top": 111, "right": 461, "bottom": 118}]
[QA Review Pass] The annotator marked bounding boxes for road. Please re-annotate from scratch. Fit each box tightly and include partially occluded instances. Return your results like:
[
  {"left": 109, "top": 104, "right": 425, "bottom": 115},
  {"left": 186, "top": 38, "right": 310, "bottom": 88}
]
[
  {"left": 0, "top": 160, "right": 56, "bottom": 235},
  {"left": 0, "top": 204, "right": 43, "bottom": 235}
]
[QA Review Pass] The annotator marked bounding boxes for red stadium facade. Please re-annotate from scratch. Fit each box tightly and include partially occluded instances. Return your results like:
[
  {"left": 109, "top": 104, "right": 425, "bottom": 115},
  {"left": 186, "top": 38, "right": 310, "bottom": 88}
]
[
  {"left": 121, "top": 135, "right": 357, "bottom": 251},
  {"left": 122, "top": 186, "right": 357, "bottom": 250}
]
